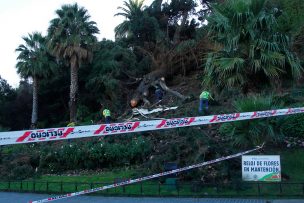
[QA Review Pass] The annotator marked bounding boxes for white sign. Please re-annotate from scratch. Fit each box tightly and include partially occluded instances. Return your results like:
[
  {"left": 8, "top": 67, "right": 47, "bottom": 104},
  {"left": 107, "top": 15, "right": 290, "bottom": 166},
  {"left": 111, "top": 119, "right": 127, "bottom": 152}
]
[{"left": 242, "top": 155, "right": 281, "bottom": 181}]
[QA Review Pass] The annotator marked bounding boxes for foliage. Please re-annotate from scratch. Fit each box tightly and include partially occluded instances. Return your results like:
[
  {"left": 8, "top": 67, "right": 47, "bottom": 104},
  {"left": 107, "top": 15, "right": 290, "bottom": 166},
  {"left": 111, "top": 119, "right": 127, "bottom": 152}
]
[
  {"left": 47, "top": 3, "right": 99, "bottom": 62},
  {"left": 267, "top": 0, "right": 304, "bottom": 60},
  {"left": 83, "top": 40, "right": 138, "bottom": 108},
  {"left": 15, "top": 32, "right": 56, "bottom": 80},
  {"left": 203, "top": 0, "right": 303, "bottom": 92},
  {"left": 36, "top": 136, "right": 152, "bottom": 173},
  {"left": 268, "top": 0, "right": 304, "bottom": 35},
  {"left": 281, "top": 114, "right": 304, "bottom": 138},
  {"left": 36, "top": 65, "right": 70, "bottom": 127},
  {"left": 7, "top": 81, "right": 32, "bottom": 130},
  {"left": 144, "top": 128, "right": 210, "bottom": 176},
  {"left": 3, "top": 0, "right": 304, "bottom": 183},
  {"left": 0, "top": 76, "right": 16, "bottom": 130},
  {"left": 15, "top": 32, "right": 57, "bottom": 126},
  {"left": 47, "top": 3, "right": 99, "bottom": 122},
  {"left": 219, "top": 95, "right": 285, "bottom": 148},
  {"left": 115, "top": 0, "right": 156, "bottom": 42},
  {"left": 0, "top": 145, "right": 36, "bottom": 180}
]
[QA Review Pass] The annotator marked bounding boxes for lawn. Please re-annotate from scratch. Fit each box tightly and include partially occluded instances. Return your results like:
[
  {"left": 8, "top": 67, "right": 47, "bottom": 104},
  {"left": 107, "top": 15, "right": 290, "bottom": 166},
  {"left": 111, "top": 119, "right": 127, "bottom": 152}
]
[
  {"left": 0, "top": 148, "right": 303, "bottom": 197},
  {"left": 34, "top": 169, "right": 137, "bottom": 183}
]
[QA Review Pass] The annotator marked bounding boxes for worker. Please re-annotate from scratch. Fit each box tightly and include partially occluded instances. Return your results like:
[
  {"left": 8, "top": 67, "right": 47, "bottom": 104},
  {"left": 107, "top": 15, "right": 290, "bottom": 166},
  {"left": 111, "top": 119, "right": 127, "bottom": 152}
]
[
  {"left": 130, "top": 99, "right": 138, "bottom": 108},
  {"left": 30, "top": 123, "right": 36, "bottom": 129},
  {"left": 199, "top": 90, "right": 213, "bottom": 114},
  {"left": 67, "top": 122, "right": 76, "bottom": 127},
  {"left": 155, "top": 85, "right": 164, "bottom": 102},
  {"left": 101, "top": 105, "right": 111, "bottom": 124}
]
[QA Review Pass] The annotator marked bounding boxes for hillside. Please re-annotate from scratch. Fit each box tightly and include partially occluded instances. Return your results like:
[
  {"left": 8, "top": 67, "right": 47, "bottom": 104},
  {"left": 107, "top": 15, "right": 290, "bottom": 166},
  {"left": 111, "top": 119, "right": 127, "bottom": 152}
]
[{"left": 0, "top": 0, "right": 303, "bottom": 188}]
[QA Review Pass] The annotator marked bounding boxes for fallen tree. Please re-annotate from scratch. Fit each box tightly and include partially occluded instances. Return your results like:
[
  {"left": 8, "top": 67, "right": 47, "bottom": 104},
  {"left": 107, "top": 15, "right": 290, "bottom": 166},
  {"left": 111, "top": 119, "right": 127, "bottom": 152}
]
[{"left": 130, "top": 37, "right": 210, "bottom": 107}]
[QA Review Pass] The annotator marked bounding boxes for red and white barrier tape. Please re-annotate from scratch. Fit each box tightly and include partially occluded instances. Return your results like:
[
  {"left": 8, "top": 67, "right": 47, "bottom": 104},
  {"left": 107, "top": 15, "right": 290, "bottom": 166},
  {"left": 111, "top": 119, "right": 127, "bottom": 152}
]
[
  {"left": 0, "top": 107, "right": 303, "bottom": 146},
  {"left": 29, "top": 146, "right": 262, "bottom": 203}
]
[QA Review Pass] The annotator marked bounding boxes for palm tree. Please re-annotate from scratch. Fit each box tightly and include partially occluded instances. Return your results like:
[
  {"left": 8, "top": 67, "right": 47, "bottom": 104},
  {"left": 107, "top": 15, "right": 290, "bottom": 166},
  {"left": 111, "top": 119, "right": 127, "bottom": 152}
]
[
  {"left": 114, "top": 0, "right": 146, "bottom": 39},
  {"left": 203, "top": 0, "right": 303, "bottom": 92},
  {"left": 219, "top": 95, "right": 285, "bottom": 148},
  {"left": 47, "top": 3, "right": 99, "bottom": 123},
  {"left": 15, "top": 32, "right": 56, "bottom": 128}
]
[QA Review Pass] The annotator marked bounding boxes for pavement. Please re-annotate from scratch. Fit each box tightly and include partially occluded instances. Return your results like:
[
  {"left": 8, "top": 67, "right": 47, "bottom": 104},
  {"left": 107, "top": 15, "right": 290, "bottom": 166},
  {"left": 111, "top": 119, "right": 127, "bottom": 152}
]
[{"left": 0, "top": 192, "right": 303, "bottom": 203}]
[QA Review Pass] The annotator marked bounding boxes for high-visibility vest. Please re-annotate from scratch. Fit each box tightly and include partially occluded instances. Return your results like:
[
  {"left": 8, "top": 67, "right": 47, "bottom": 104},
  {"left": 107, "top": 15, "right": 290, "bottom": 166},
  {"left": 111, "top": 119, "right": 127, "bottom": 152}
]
[
  {"left": 103, "top": 109, "right": 111, "bottom": 117},
  {"left": 67, "top": 122, "right": 75, "bottom": 127},
  {"left": 200, "top": 91, "right": 210, "bottom": 99}
]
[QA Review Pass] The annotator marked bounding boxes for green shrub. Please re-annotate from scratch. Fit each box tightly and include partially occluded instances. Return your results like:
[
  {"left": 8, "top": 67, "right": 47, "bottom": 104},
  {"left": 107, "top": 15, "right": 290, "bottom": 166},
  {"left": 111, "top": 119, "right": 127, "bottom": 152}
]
[
  {"left": 282, "top": 114, "right": 304, "bottom": 138},
  {"left": 219, "top": 95, "right": 285, "bottom": 148},
  {"left": 10, "top": 164, "right": 35, "bottom": 180}
]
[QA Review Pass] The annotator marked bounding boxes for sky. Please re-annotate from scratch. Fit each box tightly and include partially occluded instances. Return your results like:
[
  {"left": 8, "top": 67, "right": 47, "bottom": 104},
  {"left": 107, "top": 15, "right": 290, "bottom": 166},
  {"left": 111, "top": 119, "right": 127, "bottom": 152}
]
[{"left": 0, "top": 0, "right": 153, "bottom": 88}]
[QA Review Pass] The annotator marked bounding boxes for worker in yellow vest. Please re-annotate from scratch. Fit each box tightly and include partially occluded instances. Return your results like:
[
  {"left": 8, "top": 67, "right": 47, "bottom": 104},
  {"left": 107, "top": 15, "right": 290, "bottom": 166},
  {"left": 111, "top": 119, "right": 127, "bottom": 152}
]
[
  {"left": 100, "top": 104, "right": 111, "bottom": 124},
  {"left": 67, "top": 122, "right": 76, "bottom": 127},
  {"left": 103, "top": 109, "right": 111, "bottom": 123},
  {"left": 199, "top": 90, "right": 213, "bottom": 113}
]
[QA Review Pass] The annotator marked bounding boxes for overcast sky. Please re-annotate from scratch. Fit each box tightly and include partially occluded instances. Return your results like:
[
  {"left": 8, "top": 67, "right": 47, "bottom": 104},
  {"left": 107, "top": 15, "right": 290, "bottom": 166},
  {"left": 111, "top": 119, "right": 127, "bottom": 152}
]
[{"left": 0, "top": 0, "right": 153, "bottom": 88}]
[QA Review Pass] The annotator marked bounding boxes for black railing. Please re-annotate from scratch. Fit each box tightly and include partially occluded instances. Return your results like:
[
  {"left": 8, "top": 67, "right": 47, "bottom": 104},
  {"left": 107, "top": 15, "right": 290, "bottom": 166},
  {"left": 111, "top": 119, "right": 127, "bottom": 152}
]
[{"left": 0, "top": 180, "right": 303, "bottom": 197}]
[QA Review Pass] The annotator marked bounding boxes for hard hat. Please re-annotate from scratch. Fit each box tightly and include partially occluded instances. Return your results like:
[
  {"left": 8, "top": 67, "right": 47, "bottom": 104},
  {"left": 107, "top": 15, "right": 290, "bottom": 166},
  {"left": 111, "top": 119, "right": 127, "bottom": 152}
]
[{"left": 131, "top": 99, "right": 138, "bottom": 107}]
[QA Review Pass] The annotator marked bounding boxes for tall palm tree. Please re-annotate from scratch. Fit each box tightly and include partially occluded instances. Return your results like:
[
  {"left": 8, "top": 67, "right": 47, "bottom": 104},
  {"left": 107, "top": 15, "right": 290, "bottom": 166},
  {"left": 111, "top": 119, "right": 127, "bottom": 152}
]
[
  {"left": 114, "top": 0, "right": 146, "bottom": 39},
  {"left": 15, "top": 32, "right": 56, "bottom": 128},
  {"left": 47, "top": 3, "right": 99, "bottom": 123},
  {"left": 203, "top": 0, "right": 303, "bottom": 92}
]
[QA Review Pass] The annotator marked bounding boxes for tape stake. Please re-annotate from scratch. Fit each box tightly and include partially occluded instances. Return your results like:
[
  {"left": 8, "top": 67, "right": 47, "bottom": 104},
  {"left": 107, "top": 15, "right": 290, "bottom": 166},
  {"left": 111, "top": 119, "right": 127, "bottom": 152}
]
[{"left": 29, "top": 146, "right": 262, "bottom": 203}]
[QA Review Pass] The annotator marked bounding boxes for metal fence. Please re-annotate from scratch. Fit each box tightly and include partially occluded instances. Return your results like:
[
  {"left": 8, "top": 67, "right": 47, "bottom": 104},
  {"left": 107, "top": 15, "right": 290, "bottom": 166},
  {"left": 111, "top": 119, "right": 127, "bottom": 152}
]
[{"left": 0, "top": 180, "right": 303, "bottom": 197}]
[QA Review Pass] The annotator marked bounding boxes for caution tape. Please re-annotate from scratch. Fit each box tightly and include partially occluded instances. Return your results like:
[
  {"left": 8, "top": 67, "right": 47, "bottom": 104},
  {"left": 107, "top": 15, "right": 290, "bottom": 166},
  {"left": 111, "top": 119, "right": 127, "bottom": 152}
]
[
  {"left": 0, "top": 107, "right": 303, "bottom": 146},
  {"left": 29, "top": 145, "right": 262, "bottom": 203}
]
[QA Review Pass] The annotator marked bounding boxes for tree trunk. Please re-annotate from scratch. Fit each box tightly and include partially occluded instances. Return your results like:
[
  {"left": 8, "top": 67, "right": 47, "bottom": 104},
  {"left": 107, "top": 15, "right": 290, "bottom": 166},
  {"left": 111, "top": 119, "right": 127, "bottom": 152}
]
[
  {"left": 159, "top": 81, "right": 188, "bottom": 100},
  {"left": 31, "top": 76, "right": 38, "bottom": 127},
  {"left": 131, "top": 67, "right": 188, "bottom": 106},
  {"left": 130, "top": 34, "right": 210, "bottom": 107},
  {"left": 69, "top": 56, "right": 78, "bottom": 123},
  {"left": 173, "top": 11, "right": 188, "bottom": 45}
]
